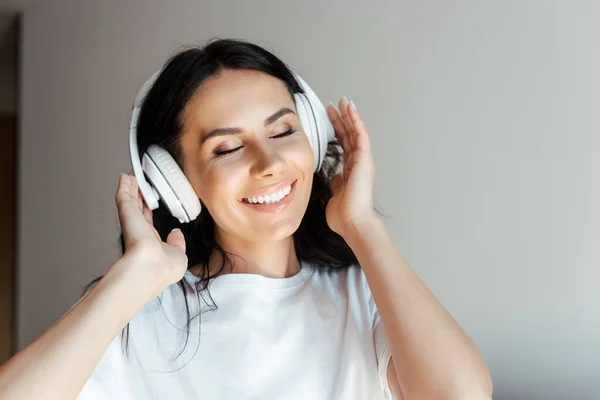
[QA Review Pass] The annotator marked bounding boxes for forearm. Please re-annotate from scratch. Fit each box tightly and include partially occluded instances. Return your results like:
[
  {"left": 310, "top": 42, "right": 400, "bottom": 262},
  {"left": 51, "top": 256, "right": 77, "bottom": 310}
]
[
  {"left": 0, "top": 260, "right": 149, "bottom": 400},
  {"left": 344, "top": 218, "right": 492, "bottom": 400}
]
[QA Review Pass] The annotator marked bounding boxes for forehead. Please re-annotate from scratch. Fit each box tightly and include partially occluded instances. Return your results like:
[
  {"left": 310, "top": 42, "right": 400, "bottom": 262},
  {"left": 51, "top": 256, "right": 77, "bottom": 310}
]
[{"left": 183, "top": 69, "right": 294, "bottom": 131}]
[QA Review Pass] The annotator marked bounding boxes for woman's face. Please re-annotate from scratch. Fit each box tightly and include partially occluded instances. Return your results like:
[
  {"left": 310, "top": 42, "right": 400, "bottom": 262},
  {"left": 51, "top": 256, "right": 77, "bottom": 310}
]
[{"left": 179, "top": 69, "right": 314, "bottom": 242}]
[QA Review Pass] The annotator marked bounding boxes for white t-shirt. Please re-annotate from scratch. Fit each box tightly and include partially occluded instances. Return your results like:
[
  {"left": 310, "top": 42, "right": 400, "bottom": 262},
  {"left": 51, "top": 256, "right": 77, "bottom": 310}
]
[{"left": 77, "top": 261, "right": 398, "bottom": 399}]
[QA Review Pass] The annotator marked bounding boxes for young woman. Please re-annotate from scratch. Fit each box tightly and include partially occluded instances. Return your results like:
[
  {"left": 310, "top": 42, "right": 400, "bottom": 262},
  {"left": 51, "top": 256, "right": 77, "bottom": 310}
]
[{"left": 0, "top": 38, "right": 492, "bottom": 399}]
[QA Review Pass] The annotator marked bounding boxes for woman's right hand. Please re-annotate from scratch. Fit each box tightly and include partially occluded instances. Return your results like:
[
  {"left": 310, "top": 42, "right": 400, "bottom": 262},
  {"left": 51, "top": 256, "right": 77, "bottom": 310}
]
[{"left": 111, "top": 173, "right": 188, "bottom": 297}]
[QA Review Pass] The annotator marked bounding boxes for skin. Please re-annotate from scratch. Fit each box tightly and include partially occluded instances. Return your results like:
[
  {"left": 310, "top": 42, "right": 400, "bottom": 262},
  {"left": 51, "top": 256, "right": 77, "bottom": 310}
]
[{"left": 179, "top": 69, "right": 313, "bottom": 279}]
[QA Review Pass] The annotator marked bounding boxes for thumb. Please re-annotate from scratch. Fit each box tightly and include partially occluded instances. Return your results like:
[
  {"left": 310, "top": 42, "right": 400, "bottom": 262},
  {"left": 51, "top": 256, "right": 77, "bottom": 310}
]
[{"left": 166, "top": 228, "right": 186, "bottom": 253}]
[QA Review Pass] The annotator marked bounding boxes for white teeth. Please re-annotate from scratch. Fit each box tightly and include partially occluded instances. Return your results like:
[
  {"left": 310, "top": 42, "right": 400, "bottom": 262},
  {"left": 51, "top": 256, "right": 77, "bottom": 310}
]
[{"left": 244, "top": 184, "right": 292, "bottom": 204}]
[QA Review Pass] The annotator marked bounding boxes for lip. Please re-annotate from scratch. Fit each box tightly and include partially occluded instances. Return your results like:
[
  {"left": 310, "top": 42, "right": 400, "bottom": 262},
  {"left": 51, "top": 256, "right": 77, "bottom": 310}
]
[
  {"left": 239, "top": 180, "right": 297, "bottom": 214},
  {"left": 239, "top": 178, "right": 298, "bottom": 201}
]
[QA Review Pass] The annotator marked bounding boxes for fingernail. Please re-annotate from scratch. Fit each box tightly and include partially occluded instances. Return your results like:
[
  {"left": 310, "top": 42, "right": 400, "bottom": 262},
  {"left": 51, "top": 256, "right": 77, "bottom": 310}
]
[
  {"left": 343, "top": 96, "right": 349, "bottom": 104},
  {"left": 172, "top": 228, "right": 181, "bottom": 233},
  {"left": 350, "top": 100, "right": 356, "bottom": 111},
  {"left": 328, "top": 101, "right": 335, "bottom": 108}
]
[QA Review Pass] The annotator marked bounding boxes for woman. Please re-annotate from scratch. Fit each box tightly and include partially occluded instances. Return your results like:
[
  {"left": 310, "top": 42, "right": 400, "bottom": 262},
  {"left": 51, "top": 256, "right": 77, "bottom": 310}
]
[{"left": 0, "top": 38, "right": 492, "bottom": 399}]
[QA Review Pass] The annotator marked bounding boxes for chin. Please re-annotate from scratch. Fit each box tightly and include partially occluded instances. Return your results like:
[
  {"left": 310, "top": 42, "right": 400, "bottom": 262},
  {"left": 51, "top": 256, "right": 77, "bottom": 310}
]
[{"left": 251, "top": 217, "right": 303, "bottom": 242}]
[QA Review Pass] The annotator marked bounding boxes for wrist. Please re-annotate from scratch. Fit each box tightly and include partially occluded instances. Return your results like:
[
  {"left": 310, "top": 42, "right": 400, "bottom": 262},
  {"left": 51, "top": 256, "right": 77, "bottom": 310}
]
[
  {"left": 341, "top": 215, "right": 384, "bottom": 244},
  {"left": 104, "top": 257, "right": 162, "bottom": 306},
  {"left": 81, "top": 268, "right": 151, "bottom": 332}
]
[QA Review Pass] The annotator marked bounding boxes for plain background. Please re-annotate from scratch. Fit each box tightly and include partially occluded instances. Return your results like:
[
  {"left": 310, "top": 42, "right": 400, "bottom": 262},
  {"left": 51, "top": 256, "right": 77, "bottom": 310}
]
[{"left": 1, "top": 0, "right": 599, "bottom": 399}]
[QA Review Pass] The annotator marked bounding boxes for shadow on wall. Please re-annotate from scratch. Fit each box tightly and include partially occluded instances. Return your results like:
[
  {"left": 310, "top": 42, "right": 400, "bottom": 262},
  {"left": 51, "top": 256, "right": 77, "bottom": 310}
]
[{"left": 0, "top": 12, "right": 18, "bottom": 364}]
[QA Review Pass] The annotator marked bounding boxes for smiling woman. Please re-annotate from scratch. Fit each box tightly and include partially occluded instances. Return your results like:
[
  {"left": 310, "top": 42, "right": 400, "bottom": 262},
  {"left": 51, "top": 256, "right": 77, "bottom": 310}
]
[
  {"left": 0, "top": 37, "right": 491, "bottom": 400},
  {"left": 85, "top": 38, "right": 401, "bottom": 399}
]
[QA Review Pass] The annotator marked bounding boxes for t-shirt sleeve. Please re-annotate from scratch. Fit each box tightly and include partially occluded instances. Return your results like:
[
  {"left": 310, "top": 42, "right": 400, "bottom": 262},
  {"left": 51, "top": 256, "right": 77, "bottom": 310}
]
[{"left": 357, "top": 265, "right": 399, "bottom": 400}]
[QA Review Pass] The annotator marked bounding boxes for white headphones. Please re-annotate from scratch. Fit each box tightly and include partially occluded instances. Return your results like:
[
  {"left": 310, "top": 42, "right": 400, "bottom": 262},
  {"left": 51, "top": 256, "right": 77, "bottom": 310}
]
[{"left": 129, "top": 69, "right": 335, "bottom": 224}]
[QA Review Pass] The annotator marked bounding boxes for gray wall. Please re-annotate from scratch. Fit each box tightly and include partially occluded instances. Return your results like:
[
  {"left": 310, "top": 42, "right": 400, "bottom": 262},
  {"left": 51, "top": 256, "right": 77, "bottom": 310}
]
[{"left": 4, "top": 0, "right": 600, "bottom": 398}]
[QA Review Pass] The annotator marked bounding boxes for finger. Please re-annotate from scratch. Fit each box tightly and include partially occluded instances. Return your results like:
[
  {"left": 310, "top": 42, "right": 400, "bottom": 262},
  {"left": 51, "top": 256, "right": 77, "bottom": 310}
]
[
  {"left": 142, "top": 203, "right": 153, "bottom": 225},
  {"left": 116, "top": 174, "right": 154, "bottom": 240},
  {"left": 146, "top": 210, "right": 163, "bottom": 243},
  {"left": 126, "top": 174, "right": 136, "bottom": 205},
  {"left": 129, "top": 174, "right": 137, "bottom": 198},
  {"left": 338, "top": 98, "right": 356, "bottom": 151},
  {"left": 346, "top": 103, "right": 358, "bottom": 150},
  {"left": 117, "top": 172, "right": 125, "bottom": 193},
  {"left": 141, "top": 204, "right": 160, "bottom": 242},
  {"left": 116, "top": 173, "right": 132, "bottom": 205},
  {"left": 167, "top": 228, "right": 186, "bottom": 253},
  {"left": 326, "top": 103, "right": 347, "bottom": 141},
  {"left": 347, "top": 101, "right": 372, "bottom": 153},
  {"left": 129, "top": 175, "right": 144, "bottom": 212},
  {"left": 326, "top": 103, "right": 351, "bottom": 159},
  {"left": 116, "top": 174, "right": 141, "bottom": 218},
  {"left": 136, "top": 185, "right": 145, "bottom": 213},
  {"left": 130, "top": 175, "right": 140, "bottom": 210},
  {"left": 343, "top": 102, "right": 360, "bottom": 151}
]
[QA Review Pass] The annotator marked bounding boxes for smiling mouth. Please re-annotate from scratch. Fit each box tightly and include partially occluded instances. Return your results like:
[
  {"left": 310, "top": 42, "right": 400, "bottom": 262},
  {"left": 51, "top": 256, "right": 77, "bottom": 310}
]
[{"left": 240, "top": 179, "right": 297, "bottom": 204}]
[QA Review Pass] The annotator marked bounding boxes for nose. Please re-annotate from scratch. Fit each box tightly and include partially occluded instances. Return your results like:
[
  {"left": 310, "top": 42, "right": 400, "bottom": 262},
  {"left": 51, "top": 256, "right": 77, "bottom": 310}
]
[{"left": 249, "top": 142, "right": 285, "bottom": 178}]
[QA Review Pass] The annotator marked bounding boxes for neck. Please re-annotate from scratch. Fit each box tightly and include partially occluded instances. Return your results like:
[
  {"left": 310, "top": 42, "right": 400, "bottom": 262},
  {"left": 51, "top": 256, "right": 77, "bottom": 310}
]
[{"left": 208, "top": 229, "right": 301, "bottom": 279}]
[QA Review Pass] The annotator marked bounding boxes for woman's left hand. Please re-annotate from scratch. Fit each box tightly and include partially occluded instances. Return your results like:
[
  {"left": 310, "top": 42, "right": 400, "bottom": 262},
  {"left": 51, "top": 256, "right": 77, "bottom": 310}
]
[{"left": 325, "top": 97, "right": 377, "bottom": 239}]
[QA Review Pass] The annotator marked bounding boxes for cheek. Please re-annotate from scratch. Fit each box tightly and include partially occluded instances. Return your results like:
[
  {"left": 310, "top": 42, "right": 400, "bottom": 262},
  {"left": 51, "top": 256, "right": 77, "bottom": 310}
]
[
  {"left": 202, "top": 168, "right": 241, "bottom": 205},
  {"left": 185, "top": 157, "right": 238, "bottom": 208},
  {"left": 287, "top": 135, "right": 315, "bottom": 172}
]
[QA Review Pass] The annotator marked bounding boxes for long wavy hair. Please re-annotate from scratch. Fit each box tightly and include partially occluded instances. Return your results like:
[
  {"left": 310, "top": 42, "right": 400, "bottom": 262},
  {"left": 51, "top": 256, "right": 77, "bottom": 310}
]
[{"left": 84, "top": 38, "right": 378, "bottom": 363}]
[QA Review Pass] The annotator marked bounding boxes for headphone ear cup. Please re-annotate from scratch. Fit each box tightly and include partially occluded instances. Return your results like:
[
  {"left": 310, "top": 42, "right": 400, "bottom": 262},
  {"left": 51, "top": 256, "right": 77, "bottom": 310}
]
[
  {"left": 143, "top": 145, "right": 201, "bottom": 223},
  {"left": 292, "top": 73, "right": 335, "bottom": 172},
  {"left": 295, "top": 93, "right": 320, "bottom": 172}
]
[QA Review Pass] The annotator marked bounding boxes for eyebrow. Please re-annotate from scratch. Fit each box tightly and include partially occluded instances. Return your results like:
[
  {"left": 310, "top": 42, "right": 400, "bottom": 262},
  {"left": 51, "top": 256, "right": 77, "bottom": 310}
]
[{"left": 201, "top": 107, "right": 296, "bottom": 144}]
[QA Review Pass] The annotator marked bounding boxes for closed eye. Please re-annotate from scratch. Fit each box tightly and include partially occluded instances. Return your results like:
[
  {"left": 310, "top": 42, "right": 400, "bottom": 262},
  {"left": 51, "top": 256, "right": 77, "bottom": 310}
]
[
  {"left": 272, "top": 128, "right": 296, "bottom": 139},
  {"left": 214, "top": 129, "right": 297, "bottom": 157},
  {"left": 214, "top": 147, "right": 241, "bottom": 157}
]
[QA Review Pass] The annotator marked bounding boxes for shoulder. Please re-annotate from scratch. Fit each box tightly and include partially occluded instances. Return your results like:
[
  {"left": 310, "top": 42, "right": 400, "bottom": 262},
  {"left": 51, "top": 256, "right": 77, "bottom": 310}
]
[
  {"left": 308, "top": 263, "right": 375, "bottom": 314},
  {"left": 309, "top": 262, "right": 371, "bottom": 290},
  {"left": 309, "top": 262, "right": 364, "bottom": 283},
  {"left": 317, "top": 263, "right": 372, "bottom": 299},
  {"left": 307, "top": 263, "right": 362, "bottom": 290}
]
